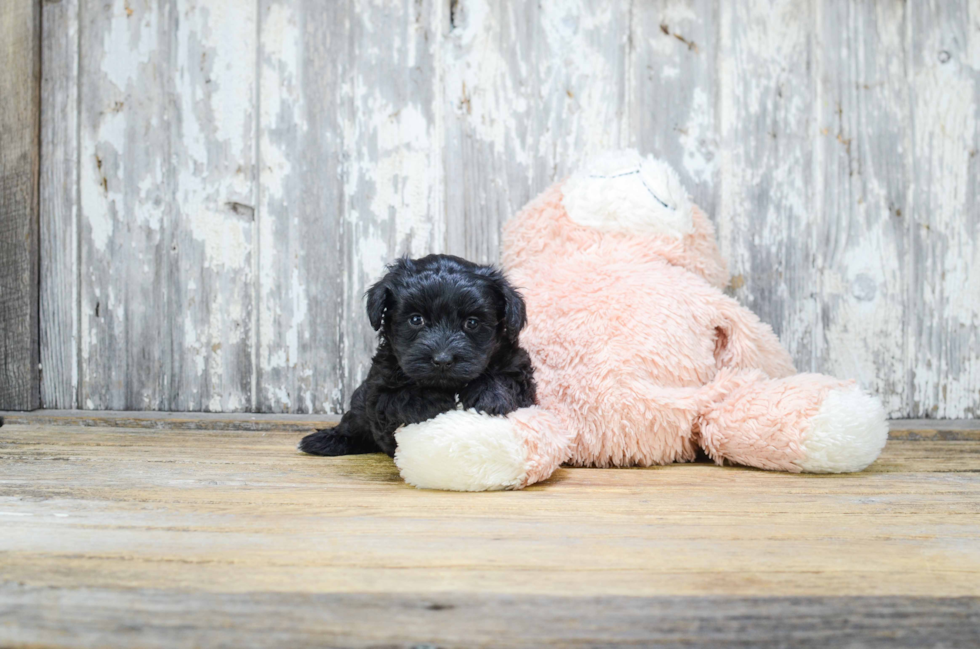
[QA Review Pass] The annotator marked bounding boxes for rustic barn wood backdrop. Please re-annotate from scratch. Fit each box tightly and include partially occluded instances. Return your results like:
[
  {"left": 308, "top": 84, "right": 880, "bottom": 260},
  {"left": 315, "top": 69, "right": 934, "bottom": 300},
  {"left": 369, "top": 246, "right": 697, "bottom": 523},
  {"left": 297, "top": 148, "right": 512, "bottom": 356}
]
[{"left": 38, "top": 0, "right": 979, "bottom": 418}]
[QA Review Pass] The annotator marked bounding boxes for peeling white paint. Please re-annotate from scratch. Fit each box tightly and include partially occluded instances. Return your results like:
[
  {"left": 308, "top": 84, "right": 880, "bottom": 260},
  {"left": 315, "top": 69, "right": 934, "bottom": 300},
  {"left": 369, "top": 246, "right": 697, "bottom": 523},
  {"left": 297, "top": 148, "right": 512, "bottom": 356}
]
[
  {"left": 286, "top": 268, "right": 308, "bottom": 369},
  {"left": 80, "top": 155, "right": 114, "bottom": 253},
  {"left": 909, "top": 13, "right": 980, "bottom": 418},
  {"left": 679, "top": 87, "right": 715, "bottom": 185},
  {"left": 52, "top": 0, "right": 980, "bottom": 417},
  {"left": 190, "top": 210, "right": 250, "bottom": 270},
  {"left": 362, "top": 101, "right": 438, "bottom": 254},
  {"left": 100, "top": 4, "right": 158, "bottom": 93}
]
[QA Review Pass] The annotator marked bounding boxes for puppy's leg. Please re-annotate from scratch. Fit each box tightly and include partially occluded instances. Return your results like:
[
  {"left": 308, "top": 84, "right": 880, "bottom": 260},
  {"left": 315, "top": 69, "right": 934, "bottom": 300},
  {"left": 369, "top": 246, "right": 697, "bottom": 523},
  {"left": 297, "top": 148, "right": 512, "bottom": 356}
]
[
  {"left": 460, "top": 376, "right": 522, "bottom": 415},
  {"left": 299, "top": 383, "right": 378, "bottom": 456},
  {"left": 298, "top": 417, "right": 378, "bottom": 456},
  {"left": 459, "top": 352, "right": 537, "bottom": 415},
  {"left": 373, "top": 387, "right": 458, "bottom": 457}
]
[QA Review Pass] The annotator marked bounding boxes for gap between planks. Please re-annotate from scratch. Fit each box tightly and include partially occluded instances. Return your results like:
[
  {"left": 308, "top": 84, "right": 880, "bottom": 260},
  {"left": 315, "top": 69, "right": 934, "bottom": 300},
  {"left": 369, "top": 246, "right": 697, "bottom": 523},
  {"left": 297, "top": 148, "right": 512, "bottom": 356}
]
[{"left": 0, "top": 410, "right": 978, "bottom": 440}]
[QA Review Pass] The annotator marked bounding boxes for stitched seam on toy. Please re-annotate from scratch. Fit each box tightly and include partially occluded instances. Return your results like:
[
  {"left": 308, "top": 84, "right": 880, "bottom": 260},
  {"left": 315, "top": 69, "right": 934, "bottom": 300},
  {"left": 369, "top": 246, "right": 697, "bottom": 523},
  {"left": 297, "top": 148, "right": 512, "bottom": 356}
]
[{"left": 585, "top": 170, "right": 674, "bottom": 210}]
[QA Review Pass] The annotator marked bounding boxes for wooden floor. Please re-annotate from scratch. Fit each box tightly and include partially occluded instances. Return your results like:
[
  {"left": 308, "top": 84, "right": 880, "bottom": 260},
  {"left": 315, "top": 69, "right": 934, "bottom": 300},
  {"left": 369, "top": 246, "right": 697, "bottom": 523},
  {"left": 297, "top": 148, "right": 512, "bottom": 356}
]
[{"left": 1, "top": 414, "right": 979, "bottom": 648}]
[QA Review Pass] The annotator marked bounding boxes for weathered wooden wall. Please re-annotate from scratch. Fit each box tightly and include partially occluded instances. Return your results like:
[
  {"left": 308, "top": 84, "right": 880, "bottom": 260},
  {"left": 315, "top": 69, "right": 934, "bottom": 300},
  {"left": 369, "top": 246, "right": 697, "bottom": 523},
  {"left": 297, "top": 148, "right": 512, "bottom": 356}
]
[
  {"left": 39, "top": 0, "right": 979, "bottom": 417},
  {"left": 1, "top": 0, "right": 41, "bottom": 410}
]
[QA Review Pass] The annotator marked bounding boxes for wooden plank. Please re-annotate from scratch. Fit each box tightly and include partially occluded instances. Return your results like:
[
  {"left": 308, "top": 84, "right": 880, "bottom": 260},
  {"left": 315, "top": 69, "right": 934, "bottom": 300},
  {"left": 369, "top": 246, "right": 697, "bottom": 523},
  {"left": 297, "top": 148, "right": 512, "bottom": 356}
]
[
  {"left": 168, "top": 0, "right": 257, "bottom": 411},
  {"left": 0, "top": 409, "right": 339, "bottom": 431},
  {"left": 40, "top": 0, "right": 80, "bottom": 410},
  {"left": 716, "top": 0, "right": 818, "bottom": 369},
  {"left": 813, "top": 0, "right": 911, "bottom": 417},
  {"left": 37, "top": 0, "right": 980, "bottom": 419},
  {"left": 629, "top": 0, "right": 719, "bottom": 215},
  {"left": 77, "top": 0, "right": 174, "bottom": 410},
  {"left": 906, "top": 1, "right": 980, "bottom": 419},
  {"left": 887, "top": 418, "right": 980, "bottom": 441},
  {"left": 2, "top": 587, "right": 979, "bottom": 649},
  {"left": 0, "top": 425, "right": 978, "bottom": 601},
  {"left": 255, "top": 0, "right": 348, "bottom": 413},
  {"left": 0, "top": 0, "right": 41, "bottom": 411},
  {"left": 339, "top": 0, "right": 445, "bottom": 402},
  {"left": 76, "top": 0, "right": 258, "bottom": 412},
  {"left": 442, "top": 0, "right": 630, "bottom": 263},
  {"left": 1, "top": 411, "right": 976, "bottom": 439}
]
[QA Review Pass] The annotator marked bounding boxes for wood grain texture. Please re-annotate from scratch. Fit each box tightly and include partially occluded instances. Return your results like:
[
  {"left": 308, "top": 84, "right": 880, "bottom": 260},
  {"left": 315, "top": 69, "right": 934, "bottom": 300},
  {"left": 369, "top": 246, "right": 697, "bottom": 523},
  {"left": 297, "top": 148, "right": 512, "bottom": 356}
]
[
  {"left": 2, "top": 410, "right": 976, "bottom": 438},
  {"left": 74, "top": 0, "right": 259, "bottom": 411},
  {"left": 40, "top": 0, "right": 80, "bottom": 410},
  {"left": 169, "top": 0, "right": 257, "bottom": 412},
  {"left": 630, "top": 0, "right": 718, "bottom": 216},
  {"left": 813, "top": 0, "right": 911, "bottom": 415},
  {"left": 255, "top": 0, "right": 347, "bottom": 414},
  {"left": 906, "top": 1, "right": 980, "bottom": 419},
  {"left": 443, "top": 0, "right": 630, "bottom": 263},
  {"left": 2, "top": 588, "right": 978, "bottom": 648},
  {"left": 38, "top": 0, "right": 980, "bottom": 417},
  {"left": 0, "top": 423, "right": 979, "bottom": 646},
  {"left": 717, "top": 0, "right": 818, "bottom": 378},
  {"left": 254, "top": 0, "right": 447, "bottom": 413},
  {"left": 77, "top": 0, "right": 174, "bottom": 409},
  {"left": 1, "top": 425, "right": 979, "bottom": 598},
  {"left": 0, "top": 409, "right": 340, "bottom": 431},
  {"left": 0, "top": 0, "right": 41, "bottom": 411},
  {"left": 340, "top": 0, "right": 445, "bottom": 402}
]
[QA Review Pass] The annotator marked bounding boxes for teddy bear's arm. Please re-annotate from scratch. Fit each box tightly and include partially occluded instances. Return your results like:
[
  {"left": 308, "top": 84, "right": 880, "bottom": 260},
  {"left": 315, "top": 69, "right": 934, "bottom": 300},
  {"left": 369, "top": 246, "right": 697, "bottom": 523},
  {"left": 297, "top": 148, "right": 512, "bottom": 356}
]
[
  {"left": 394, "top": 407, "right": 572, "bottom": 491},
  {"left": 699, "top": 295, "right": 888, "bottom": 474},
  {"left": 711, "top": 293, "right": 796, "bottom": 379}
]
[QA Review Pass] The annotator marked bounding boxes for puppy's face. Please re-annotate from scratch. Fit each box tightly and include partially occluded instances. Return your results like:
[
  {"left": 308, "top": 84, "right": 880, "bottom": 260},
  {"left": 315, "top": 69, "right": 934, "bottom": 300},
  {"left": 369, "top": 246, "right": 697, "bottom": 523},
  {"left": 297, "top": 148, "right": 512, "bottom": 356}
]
[{"left": 367, "top": 255, "right": 526, "bottom": 388}]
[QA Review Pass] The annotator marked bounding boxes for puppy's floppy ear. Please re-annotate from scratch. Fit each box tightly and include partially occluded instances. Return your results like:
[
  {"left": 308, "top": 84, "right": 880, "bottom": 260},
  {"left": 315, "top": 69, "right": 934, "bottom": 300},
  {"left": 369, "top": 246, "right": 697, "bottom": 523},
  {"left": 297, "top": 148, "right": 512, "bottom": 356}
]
[
  {"left": 502, "top": 283, "right": 528, "bottom": 343},
  {"left": 365, "top": 278, "right": 390, "bottom": 331},
  {"left": 481, "top": 267, "right": 527, "bottom": 343},
  {"left": 366, "top": 257, "right": 414, "bottom": 331}
]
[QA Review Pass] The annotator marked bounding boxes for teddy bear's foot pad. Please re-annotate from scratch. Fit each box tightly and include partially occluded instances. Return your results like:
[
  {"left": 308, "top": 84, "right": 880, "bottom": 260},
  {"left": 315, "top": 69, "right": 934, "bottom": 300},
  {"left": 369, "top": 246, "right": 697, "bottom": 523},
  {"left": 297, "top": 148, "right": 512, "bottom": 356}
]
[{"left": 795, "top": 385, "right": 889, "bottom": 473}]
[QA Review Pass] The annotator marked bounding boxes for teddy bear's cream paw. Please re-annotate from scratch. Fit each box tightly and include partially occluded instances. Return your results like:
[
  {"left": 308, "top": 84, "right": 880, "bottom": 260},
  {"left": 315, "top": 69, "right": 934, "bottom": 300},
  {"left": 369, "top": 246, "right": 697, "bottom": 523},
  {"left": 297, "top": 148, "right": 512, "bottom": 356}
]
[
  {"left": 394, "top": 409, "right": 529, "bottom": 491},
  {"left": 794, "top": 385, "right": 889, "bottom": 473},
  {"left": 561, "top": 149, "right": 695, "bottom": 239}
]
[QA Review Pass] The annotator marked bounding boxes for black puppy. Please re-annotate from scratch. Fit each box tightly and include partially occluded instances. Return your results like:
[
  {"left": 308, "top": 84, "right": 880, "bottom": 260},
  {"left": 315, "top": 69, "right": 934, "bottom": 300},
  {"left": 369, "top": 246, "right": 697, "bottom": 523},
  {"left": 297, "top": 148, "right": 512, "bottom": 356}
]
[{"left": 299, "top": 254, "right": 536, "bottom": 457}]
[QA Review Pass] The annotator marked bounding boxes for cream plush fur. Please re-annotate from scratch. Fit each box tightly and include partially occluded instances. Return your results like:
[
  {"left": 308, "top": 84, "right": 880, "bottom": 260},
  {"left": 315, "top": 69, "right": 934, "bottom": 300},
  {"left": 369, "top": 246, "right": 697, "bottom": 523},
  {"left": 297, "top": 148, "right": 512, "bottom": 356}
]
[
  {"left": 394, "top": 150, "right": 889, "bottom": 491},
  {"left": 562, "top": 149, "right": 695, "bottom": 239}
]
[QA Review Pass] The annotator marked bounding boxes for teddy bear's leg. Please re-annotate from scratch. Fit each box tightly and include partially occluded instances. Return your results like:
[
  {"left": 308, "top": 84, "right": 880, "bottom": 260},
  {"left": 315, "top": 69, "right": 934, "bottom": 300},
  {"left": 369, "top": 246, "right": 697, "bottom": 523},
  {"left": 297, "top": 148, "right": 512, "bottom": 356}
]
[
  {"left": 394, "top": 407, "right": 574, "bottom": 491},
  {"left": 696, "top": 371, "right": 888, "bottom": 473}
]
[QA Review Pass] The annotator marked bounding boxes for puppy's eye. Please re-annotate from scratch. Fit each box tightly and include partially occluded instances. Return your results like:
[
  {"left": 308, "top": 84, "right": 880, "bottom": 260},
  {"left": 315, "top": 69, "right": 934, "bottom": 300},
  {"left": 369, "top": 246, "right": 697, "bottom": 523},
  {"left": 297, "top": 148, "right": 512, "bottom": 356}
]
[
  {"left": 464, "top": 317, "right": 480, "bottom": 331},
  {"left": 409, "top": 314, "right": 425, "bottom": 327}
]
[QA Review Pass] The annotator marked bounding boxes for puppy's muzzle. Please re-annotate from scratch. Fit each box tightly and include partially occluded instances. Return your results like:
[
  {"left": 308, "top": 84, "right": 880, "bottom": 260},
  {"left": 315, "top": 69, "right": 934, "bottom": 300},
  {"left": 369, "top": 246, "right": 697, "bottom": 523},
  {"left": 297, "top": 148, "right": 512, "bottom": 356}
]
[{"left": 431, "top": 350, "right": 455, "bottom": 370}]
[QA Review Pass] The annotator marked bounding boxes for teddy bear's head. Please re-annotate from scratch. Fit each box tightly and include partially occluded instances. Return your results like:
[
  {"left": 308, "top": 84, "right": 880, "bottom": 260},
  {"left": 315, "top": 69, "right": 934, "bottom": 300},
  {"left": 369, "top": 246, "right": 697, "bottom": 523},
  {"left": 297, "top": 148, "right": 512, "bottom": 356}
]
[
  {"left": 502, "top": 149, "right": 729, "bottom": 290},
  {"left": 560, "top": 149, "right": 695, "bottom": 240}
]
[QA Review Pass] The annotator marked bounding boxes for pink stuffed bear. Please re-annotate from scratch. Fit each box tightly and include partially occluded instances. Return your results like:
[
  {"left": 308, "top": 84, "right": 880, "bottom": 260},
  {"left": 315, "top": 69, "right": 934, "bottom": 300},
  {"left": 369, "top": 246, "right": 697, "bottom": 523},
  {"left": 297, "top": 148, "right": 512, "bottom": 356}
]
[{"left": 394, "top": 150, "right": 889, "bottom": 491}]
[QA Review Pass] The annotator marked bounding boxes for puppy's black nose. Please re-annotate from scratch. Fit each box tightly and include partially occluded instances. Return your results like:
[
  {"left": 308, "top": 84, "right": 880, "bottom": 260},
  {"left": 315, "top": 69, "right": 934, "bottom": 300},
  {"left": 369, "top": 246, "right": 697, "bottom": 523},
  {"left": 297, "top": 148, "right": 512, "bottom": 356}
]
[{"left": 431, "top": 351, "right": 454, "bottom": 370}]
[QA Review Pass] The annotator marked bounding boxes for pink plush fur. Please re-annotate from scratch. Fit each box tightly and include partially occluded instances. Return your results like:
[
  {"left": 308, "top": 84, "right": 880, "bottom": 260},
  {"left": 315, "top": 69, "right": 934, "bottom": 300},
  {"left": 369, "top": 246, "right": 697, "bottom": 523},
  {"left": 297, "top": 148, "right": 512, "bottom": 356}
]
[
  {"left": 394, "top": 153, "right": 888, "bottom": 491},
  {"left": 499, "top": 181, "right": 880, "bottom": 483}
]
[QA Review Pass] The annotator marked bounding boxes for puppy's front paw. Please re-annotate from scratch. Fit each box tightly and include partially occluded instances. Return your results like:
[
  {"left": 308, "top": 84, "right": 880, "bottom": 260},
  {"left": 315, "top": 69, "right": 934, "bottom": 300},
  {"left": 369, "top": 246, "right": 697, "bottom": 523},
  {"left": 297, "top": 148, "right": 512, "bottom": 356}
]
[
  {"left": 299, "top": 428, "right": 372, "bottom": 456},
  {"left": 464, "top": 395, "right": 511, "bottom": 416},
  {"left": 459, "top": 379, "right": 520, "bottom": 416},
  {"left": 394, "top": 410, "right": 529, "bottom": 491}
]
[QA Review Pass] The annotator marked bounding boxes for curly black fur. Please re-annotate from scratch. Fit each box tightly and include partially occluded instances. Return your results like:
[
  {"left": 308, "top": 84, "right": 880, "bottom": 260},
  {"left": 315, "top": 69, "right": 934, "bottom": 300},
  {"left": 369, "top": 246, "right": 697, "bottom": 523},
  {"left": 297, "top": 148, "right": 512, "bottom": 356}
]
[{"left": 299, "top": 254, "right": 536, "bottom": 457}]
